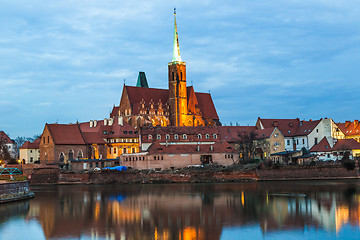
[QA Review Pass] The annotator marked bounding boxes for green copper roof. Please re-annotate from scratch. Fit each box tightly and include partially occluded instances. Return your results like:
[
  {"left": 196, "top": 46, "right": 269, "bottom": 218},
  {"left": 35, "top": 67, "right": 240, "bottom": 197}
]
[
  {"left": 136, "top": 72, "right": 149, "bottom": 88},
  {"left": 172, "top": 9, "right": 182, "bottom": 62}
]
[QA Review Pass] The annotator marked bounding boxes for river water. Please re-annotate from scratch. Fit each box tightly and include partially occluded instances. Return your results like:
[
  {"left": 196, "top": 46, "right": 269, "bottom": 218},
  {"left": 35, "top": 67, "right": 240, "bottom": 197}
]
[{"left": 1, "top": 181, "right": 360, "bottom": 240}]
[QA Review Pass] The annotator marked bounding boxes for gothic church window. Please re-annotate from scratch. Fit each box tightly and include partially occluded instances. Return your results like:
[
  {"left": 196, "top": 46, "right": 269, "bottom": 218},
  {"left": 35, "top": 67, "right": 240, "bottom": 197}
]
[
  {"left": 69, "top": 150, "right": 74, "bottom": 160},
  {"left": 77, "top": 151, "right": 83, "bottom": 159},
  {"left": 59, "top": 152, "right": 65, "bottom": 163}
]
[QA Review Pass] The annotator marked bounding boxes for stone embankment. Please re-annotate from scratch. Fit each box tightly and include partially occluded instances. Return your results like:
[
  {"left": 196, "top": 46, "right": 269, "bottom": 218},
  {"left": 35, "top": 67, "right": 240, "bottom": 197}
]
[
  {"left": 27, "top": 164, "right": 360, "bottom": 185},
  {"left": 0, "top": 181, "right": 34, "bottom": 203}
]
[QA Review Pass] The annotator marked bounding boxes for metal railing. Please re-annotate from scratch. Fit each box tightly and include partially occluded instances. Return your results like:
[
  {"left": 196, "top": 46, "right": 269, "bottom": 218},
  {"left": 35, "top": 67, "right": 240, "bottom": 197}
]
[{"left": 0, "top": 168, "right": 22, "bottom": 175}]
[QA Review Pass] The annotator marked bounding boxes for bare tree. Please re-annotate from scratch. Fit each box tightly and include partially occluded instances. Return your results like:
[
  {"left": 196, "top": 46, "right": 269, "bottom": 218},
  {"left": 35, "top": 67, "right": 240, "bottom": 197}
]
[
  {"left": 0, "top": 135, "right": 13, "bottom": 163},
  {"left": 235, "top": 130, "right": 264, "bottom": 164}
]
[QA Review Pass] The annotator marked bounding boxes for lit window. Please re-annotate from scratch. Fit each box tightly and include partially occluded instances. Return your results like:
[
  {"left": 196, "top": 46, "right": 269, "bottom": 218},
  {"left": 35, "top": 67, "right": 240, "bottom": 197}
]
[{"left": 148, "top": 135, "right": 152, "bottom": 140}]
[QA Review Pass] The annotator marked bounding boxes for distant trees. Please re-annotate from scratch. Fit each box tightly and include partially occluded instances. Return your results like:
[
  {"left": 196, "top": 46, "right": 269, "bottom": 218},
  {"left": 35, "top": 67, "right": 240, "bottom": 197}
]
[{"left": 13, "top": 135, "right": 40, "bottom": 159}]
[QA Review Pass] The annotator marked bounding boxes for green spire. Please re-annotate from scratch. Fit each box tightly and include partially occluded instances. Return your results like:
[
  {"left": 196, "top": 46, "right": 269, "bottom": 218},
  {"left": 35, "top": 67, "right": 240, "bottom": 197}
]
[
  {"left": 172, "top": 8, "right": 182, "bottom": 63},
  {"left": 136, "top": 72, "right": 149, "bottom": 88}
]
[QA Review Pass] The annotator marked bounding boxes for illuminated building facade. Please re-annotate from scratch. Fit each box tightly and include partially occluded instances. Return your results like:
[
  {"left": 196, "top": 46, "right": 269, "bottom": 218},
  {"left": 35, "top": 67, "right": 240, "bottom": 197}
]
[{"left": 112, "top": 10, "right": 221, "bottom": 128}]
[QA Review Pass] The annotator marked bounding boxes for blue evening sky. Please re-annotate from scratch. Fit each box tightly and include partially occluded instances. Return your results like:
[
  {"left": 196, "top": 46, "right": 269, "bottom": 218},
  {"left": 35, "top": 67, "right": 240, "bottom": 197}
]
[{"left": 1, "top": 0, "right": 359, "bottom": 138}]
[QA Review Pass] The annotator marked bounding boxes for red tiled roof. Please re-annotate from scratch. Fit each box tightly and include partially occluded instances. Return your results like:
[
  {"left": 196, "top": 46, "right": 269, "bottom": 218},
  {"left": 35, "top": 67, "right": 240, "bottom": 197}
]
[
  {"left": 47, "top": 124, "right": 86, "bottom": 145},
  {"left": 141, "top": 126, "right": 219, "bottom": 143},
  {"left": 124, "top": 86, "right": 219, "bottom": 120},
  {"left": 255, "top": 128, "right": 276, "bottom": 139},
  {"left": 110, "top": 106, "right": 119, "bottom": 118},
  {"left": 125, "top": 86, "right": 168, "bottom": 115},
  {"left": 0, "top": 131, "right": 13, "bottom": 144},
  {"left": 195, "top": 91, "right": 219, "bottom": 120},
  {"left": 310, "top": 137, "right": 332, "bottom": 152},
  {"left": 82, "top": 132, "right": 106, "bottom": 144},
  {"left": 257, "top": 118, "right": 321, "bottom": 137},
  {"left": 335, "top": 121, "right": 360, "bottom": 136},
  {"left": 20, "top": 138, "right": 40, "bottom": 149},
  {"left": 218, "top": 126, "right": 258, "bottom": 142},
  {"left": 332, "top": 139, "right": 360, "bottom": 151},
  {"left": 147, "top": 141, "right": 236, "bottom": 154}
]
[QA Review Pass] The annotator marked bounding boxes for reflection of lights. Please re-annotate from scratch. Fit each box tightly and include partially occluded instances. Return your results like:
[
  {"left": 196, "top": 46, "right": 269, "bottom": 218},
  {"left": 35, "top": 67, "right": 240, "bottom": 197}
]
[
  {"left": 335, "top": 205, "right": 349, "bottom": 233},
  {"left": 241, "top": 191, "right": 245, "bottom": 206},
  {"left": 154, "top": 227, "right": 169, "bottom": 240},
  {"left": 179, "top": 227, "right": 204, "bottom": 240},
  {"left": 94, "top": 202, "right": 100, "bottom": 221}
]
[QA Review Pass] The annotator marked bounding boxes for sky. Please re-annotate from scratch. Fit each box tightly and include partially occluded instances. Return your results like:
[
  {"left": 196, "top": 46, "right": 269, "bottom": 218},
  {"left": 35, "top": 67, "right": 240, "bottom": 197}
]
[{"left": 1, "top": 0, "right": 360, "bottom": 138}]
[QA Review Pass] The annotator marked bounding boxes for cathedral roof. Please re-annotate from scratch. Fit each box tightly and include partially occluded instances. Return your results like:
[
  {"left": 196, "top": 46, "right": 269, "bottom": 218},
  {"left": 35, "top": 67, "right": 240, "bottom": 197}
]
[{"left": 124, "top": 85, "right": 219, "bottom": 120}]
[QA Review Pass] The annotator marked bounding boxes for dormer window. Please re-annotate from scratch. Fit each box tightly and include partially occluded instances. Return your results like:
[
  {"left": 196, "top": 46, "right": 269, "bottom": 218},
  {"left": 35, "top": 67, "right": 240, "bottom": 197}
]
[
  {"left": 124, "top": 131, "right": 127, "bottom": 134},
  {"left": 129, "top": 131, "right": 133, "bottom": 134},
  {"left": 103, "top": 131, "right": 108, "bottom": 135},
  {"left": 110, "top": 131, "right": 114, "bottom": 135}
]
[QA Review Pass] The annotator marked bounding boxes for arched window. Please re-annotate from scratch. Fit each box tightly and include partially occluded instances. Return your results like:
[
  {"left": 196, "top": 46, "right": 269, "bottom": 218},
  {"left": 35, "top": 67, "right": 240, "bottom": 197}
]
[
  {"left": 205, "top": 134, "right": 210, "bottom": 139},
  {"left": 157, "top": 134, "right": 161, "bottom": 140},
  {"left": 148, "top": 135, "right": 152, "bottom": 140},
  {"left": 166, "top": 134, "right": 170, "bottom": 140},
  {"left": 183, "top": 134, "right": 187, "bottom": 140},
  {"left": 213, "top": 134, "right": 217, "bottom": 139},
  {"left": 59, "top": 152, "right": 65, "bottom": 163},
  {"left": 68, "top": 150, "right": 74, "bottom": 160},
  {"left": 198, "top": 134, "right": 202, "bottom": 139},
  {"left": 174, "top": 134, "right": 179, "bottom": 140},
  {"left": 77, "top": 151, "right": 83, "bottom": 159}
]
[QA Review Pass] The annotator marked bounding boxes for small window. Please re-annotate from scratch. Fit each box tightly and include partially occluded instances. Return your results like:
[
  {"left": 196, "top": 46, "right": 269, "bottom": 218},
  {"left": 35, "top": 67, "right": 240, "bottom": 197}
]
[
  {"left": 316, "top": 129, "right": 319, "bottom": 133},
  {"left": 129, "top": 131, "right": 133, "bottom": 134},
  {"left": 287, "top": 140, "right": 290, "bottom": 146},
  {"left": 302, "top": 139, "right": 305, "bottom": 144},
  {"left": 30, "top": 150, "right": 33, "bottom": 153},
  {"left": 148, "top": 135, "right": 152, "bottom": 140},
  {"left": 47, "top": 136, "right": 50, "bottom": 143},
  {"left": 213, "top": 134, "right": 217, "bottom": 139},
  {"left": 183, "top": 134, "right": 187, "bottom": 140},
  {"left": 174, "top": 134, "right": 179, "bottom": 140},
  {"left": 161, "top": 156, "right": 163, "bottom": 160},
  {"left": 103, "top": 131, "right": 108, "bottom": 134},
  {"left": 205, "top": 134, "right": 210, "bottom": 139},
  {"left": 124, "top": 131, "right": 127, "bottom": 134},
  {"left": 157, "top": 134, "right": 161, "bottom": 140},
  {"left": 198, "top": 134, "right": 202, "bottom": 139},
  {"left": 110, "top": 131, "right": 114, "bottom": 135},
  {"left": 154, "top": 156, "right": 156, "bottom": 160},
  {"left": 166, "top": 134, "right": 170, "bottom": 140}
]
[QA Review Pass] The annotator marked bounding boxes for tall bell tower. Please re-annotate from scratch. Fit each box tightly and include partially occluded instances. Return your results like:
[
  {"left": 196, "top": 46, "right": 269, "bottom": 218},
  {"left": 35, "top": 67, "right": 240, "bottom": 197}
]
[{"left": 168, "top": 8, "right": 187, "bottom": 126}]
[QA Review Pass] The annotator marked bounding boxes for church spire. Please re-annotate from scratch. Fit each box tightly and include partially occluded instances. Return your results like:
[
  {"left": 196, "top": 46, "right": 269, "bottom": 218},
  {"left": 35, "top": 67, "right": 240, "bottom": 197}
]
[{"left": 172, "top": 7, "right": 182, "bottom": 62}]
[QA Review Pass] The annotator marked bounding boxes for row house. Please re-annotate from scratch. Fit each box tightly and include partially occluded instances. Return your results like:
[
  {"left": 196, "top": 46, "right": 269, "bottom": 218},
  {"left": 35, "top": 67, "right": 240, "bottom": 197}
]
[
  {"left": 332, "top": 120, "right": 360, "bottom": 143},
  {"left": 19, "top": 138, "right": 40, "bottom": 164},
  {"left": 39, "top": 116, "right": 140, "bottom": 168},
  {"left": 256, "top": 118, "right": 336, "bottom": 152},
  {"left": 310, "top": 137, "right": 360, "bottom": 161},
  {"left": 120, "top": 141, "right": 237, "bottom": 170}
]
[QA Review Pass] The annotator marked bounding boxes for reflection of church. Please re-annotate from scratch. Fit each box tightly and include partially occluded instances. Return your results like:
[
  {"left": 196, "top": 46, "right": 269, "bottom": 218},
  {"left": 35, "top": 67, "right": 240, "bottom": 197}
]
[{"left": 111, "top": 10, "right": 221, "bottom": 128}]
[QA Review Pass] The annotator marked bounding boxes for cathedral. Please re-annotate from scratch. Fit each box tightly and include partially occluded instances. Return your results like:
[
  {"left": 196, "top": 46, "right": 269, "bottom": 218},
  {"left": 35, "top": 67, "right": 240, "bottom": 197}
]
[{"left": 111, "top": 10, "right": 221, "bottom": 128}]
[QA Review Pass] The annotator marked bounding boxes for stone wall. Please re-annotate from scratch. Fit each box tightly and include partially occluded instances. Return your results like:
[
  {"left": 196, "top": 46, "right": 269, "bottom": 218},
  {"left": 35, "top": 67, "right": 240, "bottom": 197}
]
[
  {"left": 258, "top": 165, "right": 360, "bottom": 180},
  {"left": 0, "top": 181, "right": 30, "bottom": 198}
]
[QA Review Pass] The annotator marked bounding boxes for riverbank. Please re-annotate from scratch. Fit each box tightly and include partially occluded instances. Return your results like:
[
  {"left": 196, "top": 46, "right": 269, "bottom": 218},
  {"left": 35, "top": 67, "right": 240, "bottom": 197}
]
[
  {"left": 27, "top": 163, "right": 360, "bottom": 185},
  {"left": 0, "top": 181, "right": 34, "bottom": 203}
]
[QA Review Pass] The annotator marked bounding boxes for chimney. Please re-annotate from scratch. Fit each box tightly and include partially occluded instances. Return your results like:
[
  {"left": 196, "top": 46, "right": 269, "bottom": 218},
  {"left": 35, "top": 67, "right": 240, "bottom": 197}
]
[
  {"left": 118, "top": 117, "right": 123, "bottom": 126},
  {"left": 354, "top": 120, "right": 359, "bottom": 128},
  {"left": 104, "top": 118, "right": 108, "bottom": 126},
  {"left": 109, "top": 118, "right": 113, "bottom": 126},
  {"left": 90, "top": 120, "right": 93, "bottom": 128},
  {"left": 94, "top": 120, "right": 97, "bottom": 127}
]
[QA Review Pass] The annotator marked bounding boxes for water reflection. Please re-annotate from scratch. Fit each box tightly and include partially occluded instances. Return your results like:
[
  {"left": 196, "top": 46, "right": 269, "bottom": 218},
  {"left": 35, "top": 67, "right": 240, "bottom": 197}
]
[{"left": 5, "top": 181, "right": 360, "bottom": 239}]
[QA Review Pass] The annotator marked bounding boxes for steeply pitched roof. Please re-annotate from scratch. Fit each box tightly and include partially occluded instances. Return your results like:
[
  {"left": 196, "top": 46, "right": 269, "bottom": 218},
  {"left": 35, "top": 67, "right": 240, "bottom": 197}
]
[
  {"left": 136, "top": 72, "right": 149, "bottom": 88},
  {"left": 332, "top": 139, "right": 360, "bottom": 151},
  {"left": 218, "top": 126, "right": 257, "bottom": 142},
  {"left": 335, "top": 120, "right": 360, "bottom": 136},
  {"left": 147, "top": 141, "right": 236, "bottom": 154},
  {"left": 310, "top": 137, "right": 332, "bottom": 152},
  {"left": 257, "top": 118, "right": 321, "bottom": 137},
  {"left": 124, "top": 85, "right": 219, "bottom": 120},
  {"left": 20, "top": 138, "right": 40, "bottom": 149},
  {"left": 47, "top": 124, "right": 86, "bottom": 145},
  {"left": 0, "top": 131, "right": 13, "bottom": 144}
]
